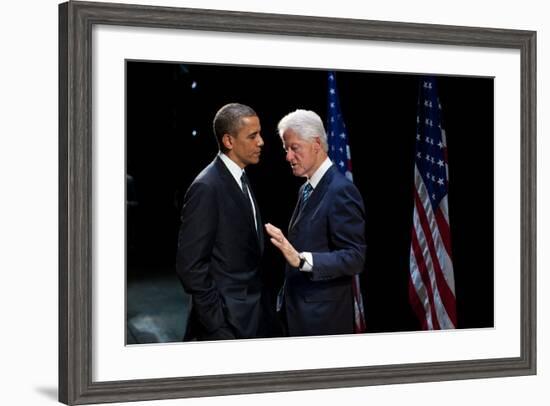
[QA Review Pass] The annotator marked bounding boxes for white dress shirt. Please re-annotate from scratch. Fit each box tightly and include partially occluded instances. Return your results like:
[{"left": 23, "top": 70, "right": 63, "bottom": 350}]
[
  {"left": 299, "top": 157, "right": 333, "bottom": 272},
  {"left": 219, "top": 152, "right": 258, "bottom": 232}
]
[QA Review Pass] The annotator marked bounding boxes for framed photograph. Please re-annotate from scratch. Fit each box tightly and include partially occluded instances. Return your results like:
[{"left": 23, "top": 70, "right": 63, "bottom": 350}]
[{"left": 59, "top": 1, "right": 536, "bottom": 404}]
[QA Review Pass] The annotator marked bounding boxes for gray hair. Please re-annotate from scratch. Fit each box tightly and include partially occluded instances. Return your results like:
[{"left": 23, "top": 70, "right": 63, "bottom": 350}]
[
  {"left": 213, "top": 103, "right": 257, "bottom": 152},
  {"left": 277, "top": 109, "right": 328, "bottom": 152}
]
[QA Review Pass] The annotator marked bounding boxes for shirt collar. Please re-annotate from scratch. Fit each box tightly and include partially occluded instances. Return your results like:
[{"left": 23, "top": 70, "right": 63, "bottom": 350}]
[
  {"left": 308, "top": 157, "right": 333, "bottom": 189},
  {"left": 219, "top": 152, "right": 245, "bottom": 186}
]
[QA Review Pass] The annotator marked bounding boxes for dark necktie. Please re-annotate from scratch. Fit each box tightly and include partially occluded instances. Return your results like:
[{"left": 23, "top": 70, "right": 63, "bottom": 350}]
[
  {"left": 241, "top": 172, "right": 260, "bottom": 235},
  {"left": 241, "top": 172, "right": 251, "bottom": 199}
]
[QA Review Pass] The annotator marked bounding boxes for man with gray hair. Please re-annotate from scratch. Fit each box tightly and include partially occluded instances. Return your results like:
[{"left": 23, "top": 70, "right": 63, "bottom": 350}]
[
  {"left": 177, "top": 103, "right": 265, "bottom": 340},
  {"left": 265, "top": 109, "right": 366, "bottom": 337}
]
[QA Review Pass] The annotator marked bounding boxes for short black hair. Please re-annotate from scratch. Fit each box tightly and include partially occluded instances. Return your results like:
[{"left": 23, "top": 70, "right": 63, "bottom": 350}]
[{"left": 213, "top": 103, "right": 257, "bottom": 152}]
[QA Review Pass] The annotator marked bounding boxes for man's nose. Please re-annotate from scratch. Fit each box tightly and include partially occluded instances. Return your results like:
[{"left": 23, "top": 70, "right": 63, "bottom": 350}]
[
  {"left": 257, "top": 134, "right": 264, "bottom": 147},
  {"left": 286, "top": 150, "right": 293, "bottom": 162}
]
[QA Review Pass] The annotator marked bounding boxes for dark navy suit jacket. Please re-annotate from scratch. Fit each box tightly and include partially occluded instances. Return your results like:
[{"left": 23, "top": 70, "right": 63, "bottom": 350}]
[
  {"left": 284, "top": 165, "right": 366, "bottom": 337},
  {"left": 176, "top": 157, "right": 264, "bottom": 340}
]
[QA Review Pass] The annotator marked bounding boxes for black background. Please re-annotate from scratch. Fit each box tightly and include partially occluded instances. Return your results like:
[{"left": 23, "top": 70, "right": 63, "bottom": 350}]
[{"left": 126, "top": 61, "right": 494, "bottom": 334}]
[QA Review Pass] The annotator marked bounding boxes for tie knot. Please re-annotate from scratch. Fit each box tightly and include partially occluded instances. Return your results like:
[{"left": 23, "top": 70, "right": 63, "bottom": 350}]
[{"left": 302, "top": 183, "right": 313, "bottom": 202}]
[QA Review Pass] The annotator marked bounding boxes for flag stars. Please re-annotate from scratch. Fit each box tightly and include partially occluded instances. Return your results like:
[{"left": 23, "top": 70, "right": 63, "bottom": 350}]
[
  {"left": 329, "top": 88, "right": 335, "bottom": 94},
  {"left": 339, "top": 132, "right": 346, "bottom": 139},
  {"left": 339, "top": 147, "right": 344, "bottom": 153},
  {"left": 329, "top": 74, "right": 335, "bottom": 81},
  {"left": 339, "top": 161, "right": 345, "bottom": 168},
  {"left": 415, "top": 81, "right": 450, "bottom": 211},
  {"left": 330, "top": 102, "right": 335, "bottom": 108}
]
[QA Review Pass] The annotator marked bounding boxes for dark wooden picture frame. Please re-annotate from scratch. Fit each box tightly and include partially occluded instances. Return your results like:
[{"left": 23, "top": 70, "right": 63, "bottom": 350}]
[{"left": 59, "top": 1, "right": 536, "bottom": 404}]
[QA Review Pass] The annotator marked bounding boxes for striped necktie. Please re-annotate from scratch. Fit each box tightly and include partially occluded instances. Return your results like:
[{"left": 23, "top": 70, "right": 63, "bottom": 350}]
[{"left": 302, "top": 182, "right": 313, "bottom": 204}]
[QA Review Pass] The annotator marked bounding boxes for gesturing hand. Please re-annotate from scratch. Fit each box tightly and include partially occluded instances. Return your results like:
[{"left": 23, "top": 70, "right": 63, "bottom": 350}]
[{"left": 264, "top": 223, "right": 300, "bottom": 268}]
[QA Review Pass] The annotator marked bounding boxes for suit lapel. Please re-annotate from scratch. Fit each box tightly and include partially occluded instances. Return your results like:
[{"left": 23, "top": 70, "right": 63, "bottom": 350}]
[
  {"left": 249, "top": 189, "right": 264, "bottom": 252},
  {"left": 289, "top": 166, "right": 335, "bottom": 231},
  {"left": 289, "top": 183, "right": 304, "bottom": 232},
  {"left": 214, "top": 157, "right": 263, "bottom": 250},
  {"left": 214, "top": 157, "right": 250, "bottom": 214}
]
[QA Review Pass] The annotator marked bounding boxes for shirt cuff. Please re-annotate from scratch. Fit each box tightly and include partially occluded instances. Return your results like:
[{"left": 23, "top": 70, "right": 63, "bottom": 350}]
[{"left": 299, "top": 252, "right": 313, "bottom": 272}]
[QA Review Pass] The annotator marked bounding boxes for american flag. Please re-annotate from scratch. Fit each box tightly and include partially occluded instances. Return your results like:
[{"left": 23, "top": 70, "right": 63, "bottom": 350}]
[
  {"left": 327, "top": 71, "right": 367, "bottom": 334},
  {"left": 408, "top": 76, "right": 457, "bottom": 330}
]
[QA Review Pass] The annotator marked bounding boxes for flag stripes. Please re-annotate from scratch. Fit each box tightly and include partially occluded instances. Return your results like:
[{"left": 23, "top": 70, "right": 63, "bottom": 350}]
[{"left": 408, "top": 76, "right": 457, "bottom": 330}]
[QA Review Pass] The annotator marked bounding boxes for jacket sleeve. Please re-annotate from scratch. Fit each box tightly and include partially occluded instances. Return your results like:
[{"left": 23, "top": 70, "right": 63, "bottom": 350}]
[
  {"left": 176, "top": 181, "right": 226, "bottom": 333},
  {"left": 310, "top": 182, "right": 366, "bottom": 281}
]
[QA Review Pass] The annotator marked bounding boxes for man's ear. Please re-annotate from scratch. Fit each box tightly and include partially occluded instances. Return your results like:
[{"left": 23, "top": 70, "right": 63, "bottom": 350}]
[
  {"left": 222, "top": 133, "right": 233, "bottom": 151},
  {"left": 313, "top": 136, "right": 322, "bottom": 152}
]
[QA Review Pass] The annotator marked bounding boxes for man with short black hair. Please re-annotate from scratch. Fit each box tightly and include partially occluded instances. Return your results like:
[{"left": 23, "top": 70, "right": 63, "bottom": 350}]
[{"left": 176, "top": 103, "right": 265, "bottom": 340}]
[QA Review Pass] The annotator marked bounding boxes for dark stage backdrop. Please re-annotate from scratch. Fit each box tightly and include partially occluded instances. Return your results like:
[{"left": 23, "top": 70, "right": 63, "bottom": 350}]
[{"left": 126, "top": 61, "right": 494, "bottom": 338}]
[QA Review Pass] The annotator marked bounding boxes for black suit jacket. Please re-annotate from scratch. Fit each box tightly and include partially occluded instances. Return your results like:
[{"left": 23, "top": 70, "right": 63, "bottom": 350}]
[
  {"left": 283, "top": 165, "right": 366, "bottom": 337},
  {"left": 176, "top": 156, "right": 264, "bottom": 340}
]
